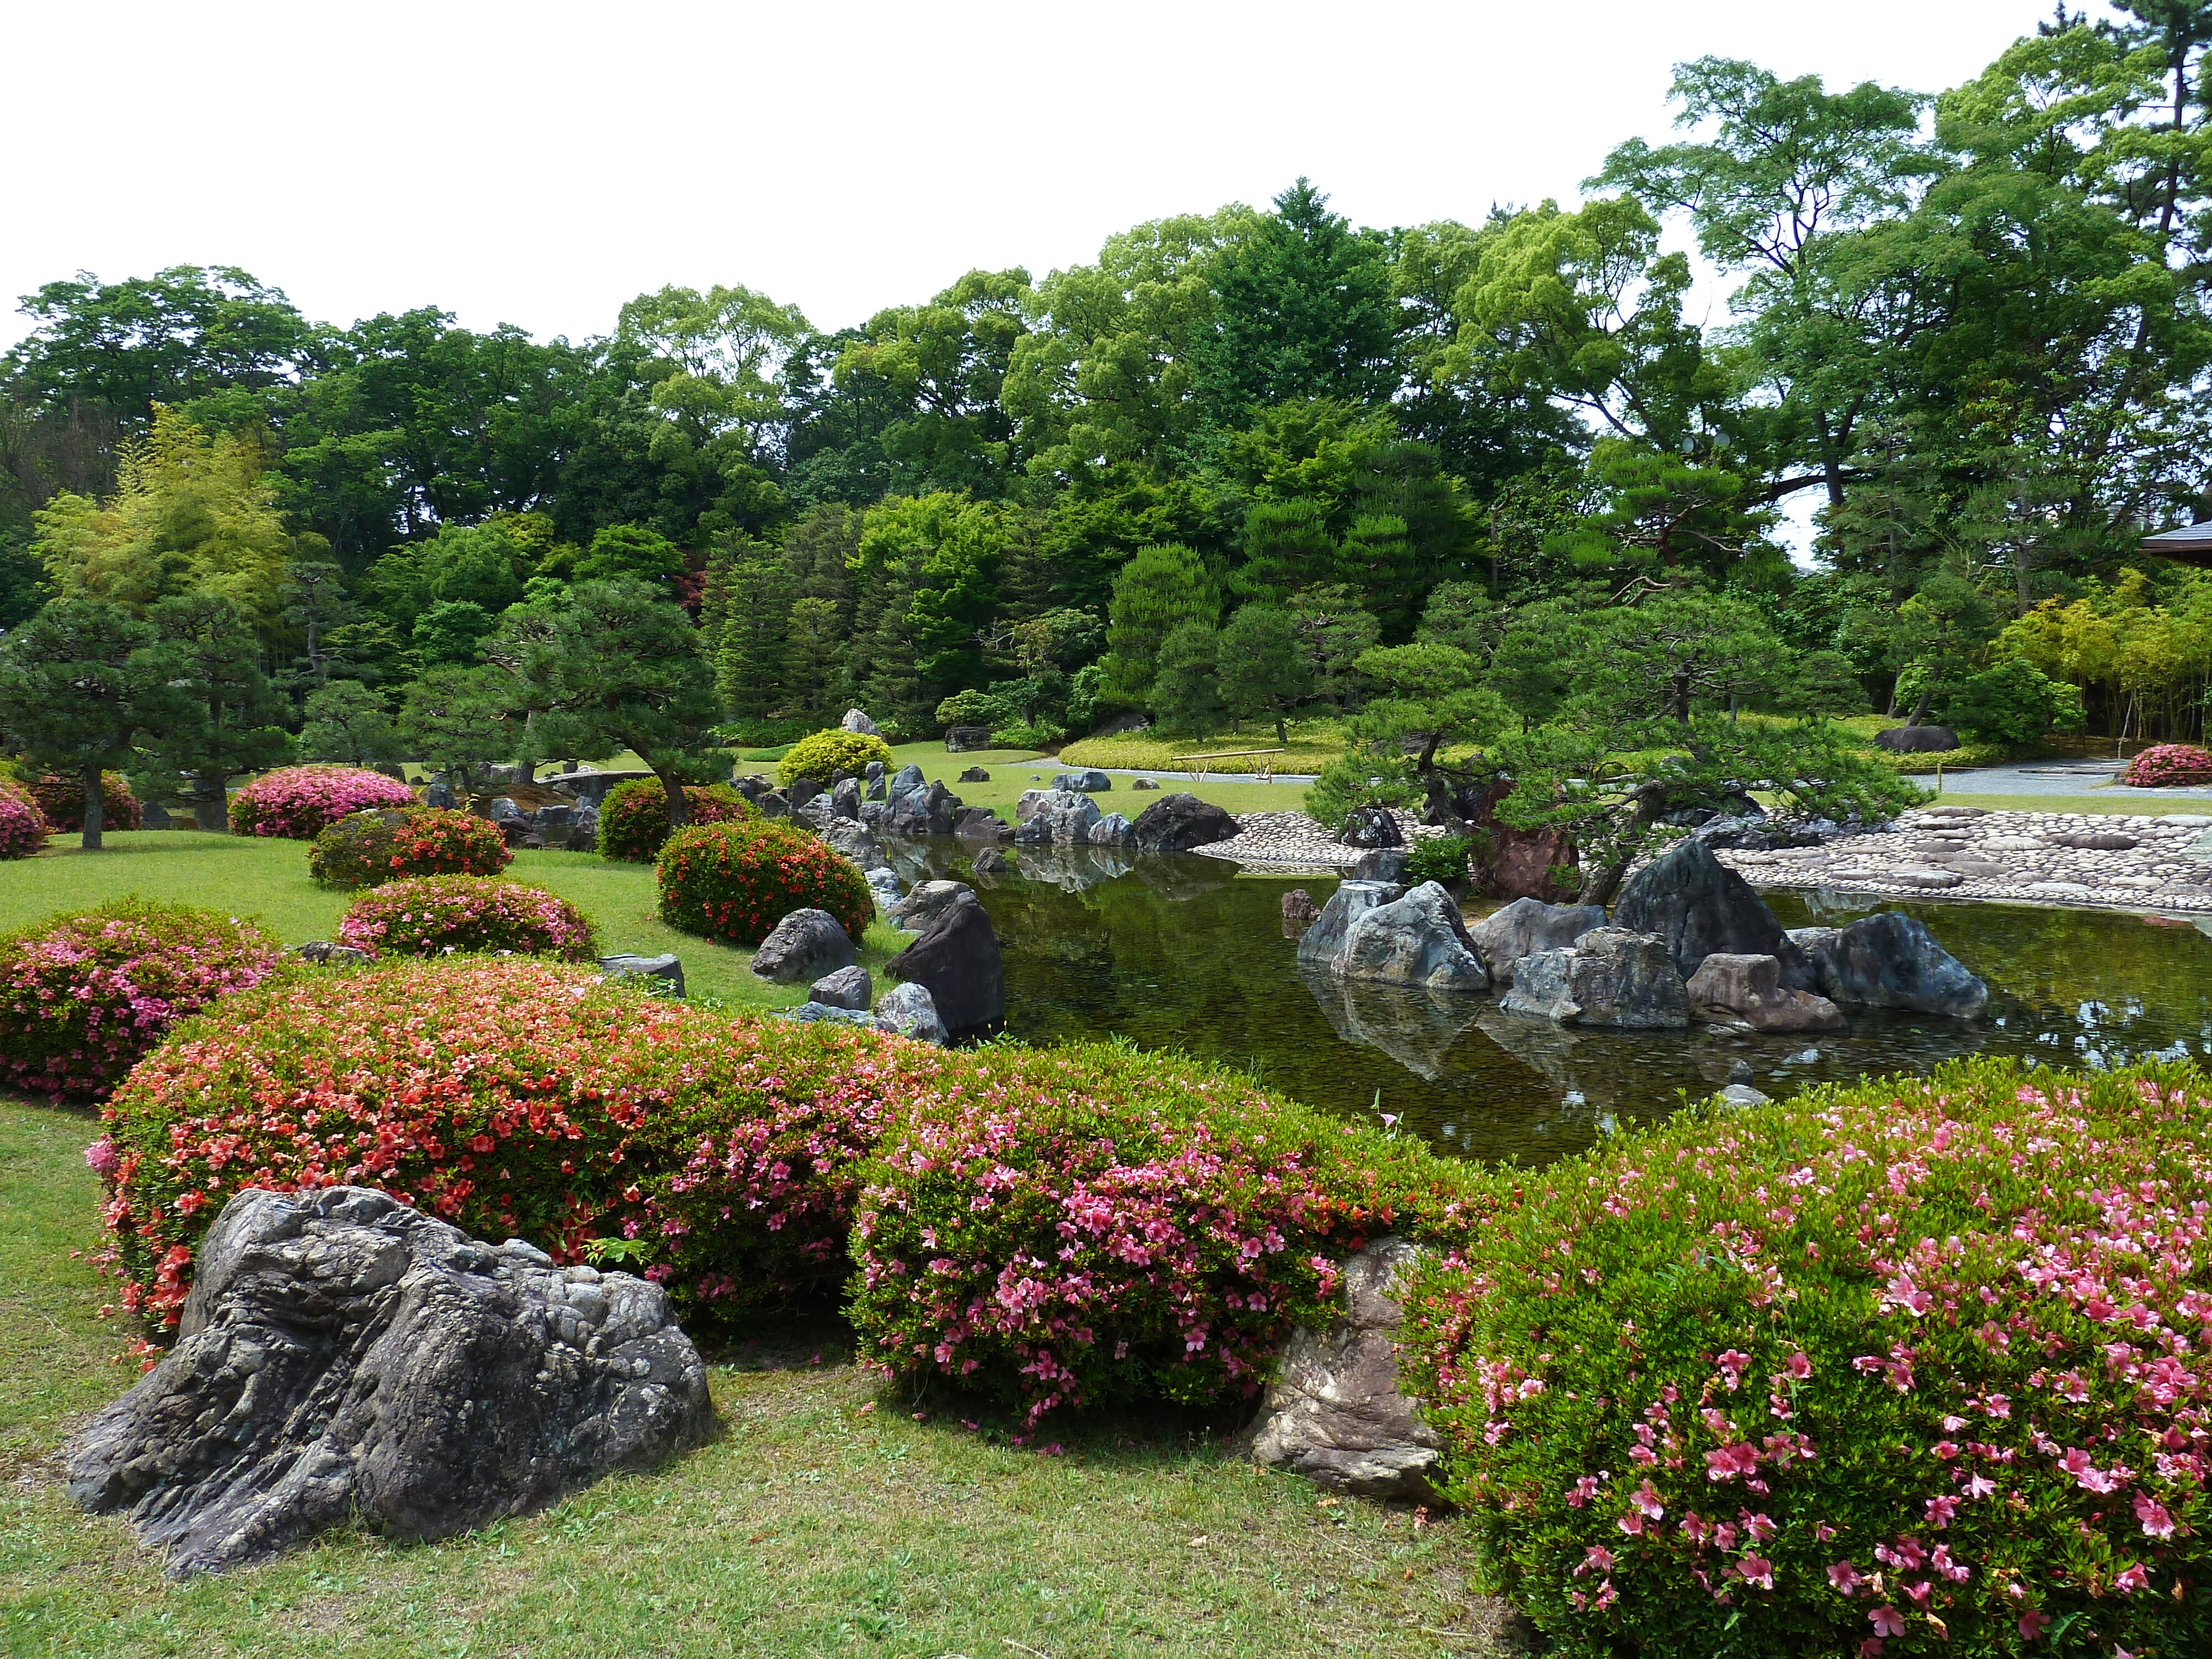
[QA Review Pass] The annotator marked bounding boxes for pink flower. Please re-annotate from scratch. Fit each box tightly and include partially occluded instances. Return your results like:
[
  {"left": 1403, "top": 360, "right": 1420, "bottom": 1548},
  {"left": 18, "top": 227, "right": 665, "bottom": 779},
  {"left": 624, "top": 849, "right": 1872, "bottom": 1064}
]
[
  {"left": 1828, "top": 1561, "right": 1863, "bottom": 1596},
  {"left": 2134, "top": 1492, "right": 2175, "bottom": 1538},
  {"left": 1735, "top": 1555, "right": 1774, "bottom": 1590},
  {"left": 2018, "top": 1608, "right": 2051, "bottom": 1641},
  {"left": 1869, "top": 1605, "right": 1906, "bottom": 1638}
]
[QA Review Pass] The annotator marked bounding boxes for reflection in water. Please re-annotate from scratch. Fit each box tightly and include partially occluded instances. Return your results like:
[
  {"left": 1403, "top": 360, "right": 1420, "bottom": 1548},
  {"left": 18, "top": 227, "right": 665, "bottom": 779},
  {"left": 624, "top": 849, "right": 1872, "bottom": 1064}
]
[{"left": 931, "top": 838, "right": 2212, "bottom": 1168}]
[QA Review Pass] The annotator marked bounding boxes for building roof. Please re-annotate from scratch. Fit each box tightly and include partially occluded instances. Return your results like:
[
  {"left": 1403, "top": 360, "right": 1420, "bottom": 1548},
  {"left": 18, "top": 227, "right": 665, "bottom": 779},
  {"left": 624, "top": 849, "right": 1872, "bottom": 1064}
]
[{"left": 2141, "top": 524, "right": 2212, "bottom": 568}]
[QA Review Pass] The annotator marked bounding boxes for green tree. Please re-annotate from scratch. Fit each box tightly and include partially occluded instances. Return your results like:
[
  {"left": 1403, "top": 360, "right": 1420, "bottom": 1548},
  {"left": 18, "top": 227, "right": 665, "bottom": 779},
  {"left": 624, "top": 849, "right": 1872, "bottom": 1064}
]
[
  {"left": 1215, "top": 604, "right": 1312, "bottom": 742},
  {"left": 398, "top": 665, "right": 515, "bottom": 797},
  {"left": 1150, "top": 619, "right": 1223, "bottom": 735},
  {"left": 1101, "top": 542, "right": 1218, "bottom": 701},
  {"left": 853, "top": 493, "right": 1006, "bottom": 690},
  {"left": 136, "top": 593, "right": 291, "bottom": 829},
  {"left": 576, "top": 523, "right": 685, "bottom": 585},
  {"left": 411, "top": 599, "right": 497, "bottom": 666},
  {"left": 1286, "top": 584, "right": 1380, "bottom": 706},
  {"left": 0, "top": 598, "right": 159, "bottom": 848},
  {"left": 1304, "top": 641, "right": 1511, "bottom": 831},
  {"left": 299, "top": 679, "right": 400, "bottom": 765}
]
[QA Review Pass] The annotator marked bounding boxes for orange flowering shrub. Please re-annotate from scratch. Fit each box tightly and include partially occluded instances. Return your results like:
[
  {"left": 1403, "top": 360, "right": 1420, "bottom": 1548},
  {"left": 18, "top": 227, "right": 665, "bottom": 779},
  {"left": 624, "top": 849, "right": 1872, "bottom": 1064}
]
[
  {"left": 656, "top": 817, "right": 871, "bottom": 945},
  {"left": 307, "top": 807, "right": 512, "bottom": 888},
  {"left": 28, "top": 770, "right": 141, "bottom": 834},
  {"left": 596, "top": 779, "right": 753, "bottom": 862}
]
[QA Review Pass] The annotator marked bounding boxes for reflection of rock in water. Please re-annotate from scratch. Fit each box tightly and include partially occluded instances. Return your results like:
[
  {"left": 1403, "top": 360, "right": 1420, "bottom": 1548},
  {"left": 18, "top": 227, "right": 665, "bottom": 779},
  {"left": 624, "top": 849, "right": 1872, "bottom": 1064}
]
[
  {"left": 1470, "top": 1005, "right": 1641, "bottom": 1112},
  {"left": 1012, "top": 843, "right": 1135, "bottom": 893},
  {"left": 1800, "top": 886, "right": 1881, "bottom": 921},
  {"left": 1300, "top": 967, "right": 1484, "bottom": 1082},
  {"left": 1131, "top": 853, "right": 1238, "bottom": 901},
  {"left": 880, "top": 836, "right": 958, "bottom": 886}
]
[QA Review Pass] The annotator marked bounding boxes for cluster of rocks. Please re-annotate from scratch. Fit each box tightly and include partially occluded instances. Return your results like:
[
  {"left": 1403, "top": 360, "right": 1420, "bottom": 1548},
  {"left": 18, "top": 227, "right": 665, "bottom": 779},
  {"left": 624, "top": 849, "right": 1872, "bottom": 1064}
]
[{"left": 1717, "top": 806, "right": 2212, "bottom": 912}]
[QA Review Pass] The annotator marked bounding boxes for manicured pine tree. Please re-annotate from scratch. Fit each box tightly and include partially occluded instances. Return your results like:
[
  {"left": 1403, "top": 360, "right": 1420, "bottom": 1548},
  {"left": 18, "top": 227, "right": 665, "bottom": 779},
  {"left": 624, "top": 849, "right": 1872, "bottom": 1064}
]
[
  {"left": 0, "top": 598, "right": 159, "bottom": 850},
  {"left": 1216, "top": 603, "right": 1312, "bottom": 743}
]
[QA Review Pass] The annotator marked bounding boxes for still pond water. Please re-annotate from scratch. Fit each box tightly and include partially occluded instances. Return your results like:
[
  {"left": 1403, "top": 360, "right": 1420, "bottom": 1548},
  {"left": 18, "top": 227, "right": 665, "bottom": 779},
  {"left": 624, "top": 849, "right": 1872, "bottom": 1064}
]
[{"left": 925, "top": 845, "right": 2212, "bottom": 1170}]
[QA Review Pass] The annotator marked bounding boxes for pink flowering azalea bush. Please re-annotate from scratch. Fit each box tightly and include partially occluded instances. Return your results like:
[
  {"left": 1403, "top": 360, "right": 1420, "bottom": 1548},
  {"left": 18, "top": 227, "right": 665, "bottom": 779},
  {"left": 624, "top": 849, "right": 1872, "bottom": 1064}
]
[
  {"left": 656, "top": 817, "right": 872, "bottom": 945},
  {"left": 0, "top": 899, "right": 285, "bottom": 1100},
  {"left": 338, "top": 875, "right": 598, "bottom": 961},
  {"left": 849, "top": 1049, "right": 1494, "bottom": 1424},
  {"left": 1399, "top": 1057, "right": 2212, "bottom": 1659},
  {"left": 228, "top": 764, "right": 414, "bottom": 839},
  {"left": 29, "top": 770, "right": 141, "bottom": 834},
  {"left": 0, "top": 776, "right": 49, "bottom": 858},
  {"left": 2125, "top": 744, "right": 2212, "bottom": 788}
]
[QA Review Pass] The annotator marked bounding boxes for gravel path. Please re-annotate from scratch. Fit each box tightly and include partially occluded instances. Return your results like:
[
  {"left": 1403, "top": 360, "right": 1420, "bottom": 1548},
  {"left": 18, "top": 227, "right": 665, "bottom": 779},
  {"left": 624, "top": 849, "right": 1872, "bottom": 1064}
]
[
  {"left": 1193, "top": 809, "right": 1439, "bottom": 867},
  {"left": 1926, "top": 758, "right": 2212, "bottom": 799}
]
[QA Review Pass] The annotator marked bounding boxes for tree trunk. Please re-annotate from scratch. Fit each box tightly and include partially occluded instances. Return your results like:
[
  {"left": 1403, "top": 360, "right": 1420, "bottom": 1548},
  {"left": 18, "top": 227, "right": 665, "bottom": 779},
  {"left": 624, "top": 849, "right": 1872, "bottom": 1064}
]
[
  {"left": 82, "top": 764, "right": 105, "bottom": 851},
  {"left": 1274, "top": 713, "right": 1288, "bottom": 744},
  {"left": 1910, "top": 685, "right": 1934, "bottom": 726},
  {"left": 1574, "top": 782, "right": 1669, "bottom": 907},
  {"left": 655, "top": 762, "right": 690, "bottom": 831},
  {"left": 194, "top": 770, "right": 229, "bottom": 832}
]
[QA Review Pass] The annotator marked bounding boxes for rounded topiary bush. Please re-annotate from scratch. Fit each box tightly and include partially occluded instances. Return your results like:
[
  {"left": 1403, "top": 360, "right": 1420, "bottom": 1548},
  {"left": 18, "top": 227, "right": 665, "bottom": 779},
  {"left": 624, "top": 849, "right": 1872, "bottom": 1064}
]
[
  {"left": 308, "top": 807, "right": 512, "bottom": 888},
  {"left": 229, "top": 764, "right": 415, "bottom": 839},
  {"left": 1397, "top": 1057, "right": 2212, "bottom": 1659},
  {"left": 337, "top": 875, "right": 598, "bottom": 961},
  {"left": 776, "top": 728, "right": 895, "bottom": 789},
  {"left": 0, "top": 778, "right": 49, "bottom": 858},
  {"left": 0, "top": 899, "right": 285, "bottom": 1100},
  {"left": 656, "top": 817, "right": 872, "bottom": 945},
  {"left": 28, "top": 770, "right": 141, "bottom": 833},
  {"left": 595, "top": 778, "right": 753, "bottom": 862},
  {"left": 2124, "top": 743, "right": 2212, "bottom": 787},
  {"left": 850, "top": 1047, "right": 1492, "bottom": 1424}
]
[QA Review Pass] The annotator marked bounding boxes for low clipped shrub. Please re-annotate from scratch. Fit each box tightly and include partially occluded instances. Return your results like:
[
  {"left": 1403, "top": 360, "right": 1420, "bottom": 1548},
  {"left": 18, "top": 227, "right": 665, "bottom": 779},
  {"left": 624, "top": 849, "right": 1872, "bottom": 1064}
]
[
  {"left": 2125, "top": 743, "right": 2212, "bottom": 787},
  {"left": 337, "top": 875, "right": 598, "bottom": 961},
  {"left": 776, "top": 728, "right": 895, "bottom": 789},
  {"left": 28, "top": 770, "right": 142, "bottom": 834},
  {"left": 0, "top": 777, "right": 48, "bottom": 858},
  {"left": 229, "top": 764, "right": 414, "bottom": 839},
  {"left": 1405, "top": 832, "right": 1477, "bottom": 886},
  {"left": 0, "top": 899, "right": 285, "bottom": 1100},
  {"left": 595, "top": 778, "right": 753, "bottom": 862},
  {"left": 1398, "top": 1058, "right": 2212, "bottom": 1659},
  {"left": 307, "top": 807, "right": 512, "bottom": 888},
  {"left": 849, "top": 1048, "right": 1493, "bottom": 1424},
  {"left": 656, "top": 818, "right": 872, "bottom": 945}
]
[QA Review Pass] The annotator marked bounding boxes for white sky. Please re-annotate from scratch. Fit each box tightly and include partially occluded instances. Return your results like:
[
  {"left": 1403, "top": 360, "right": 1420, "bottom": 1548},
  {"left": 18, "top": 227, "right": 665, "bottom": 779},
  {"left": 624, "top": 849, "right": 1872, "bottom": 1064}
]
[{"left": 4, "top": 0, "right": 2096, "bottom": 355}]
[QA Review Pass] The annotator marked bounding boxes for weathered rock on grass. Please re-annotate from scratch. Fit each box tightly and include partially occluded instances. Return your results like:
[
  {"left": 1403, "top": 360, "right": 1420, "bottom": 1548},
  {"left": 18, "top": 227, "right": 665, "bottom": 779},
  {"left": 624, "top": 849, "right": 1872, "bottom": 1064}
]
[
  {"left": 1129, "top": 792, "right": 1239, "bottom": 853},
  {"left": 809, "top": 963, "right": 872, "bottom": 1010},
  {"left": 750, "top": 908, "right": 858, "bottom": 982},
  {"left": 66, "top": 1187, "right": 711, "bottom": 1575},
  {"left": 598, "top": 952, "right": 686, "bottom": 998}
]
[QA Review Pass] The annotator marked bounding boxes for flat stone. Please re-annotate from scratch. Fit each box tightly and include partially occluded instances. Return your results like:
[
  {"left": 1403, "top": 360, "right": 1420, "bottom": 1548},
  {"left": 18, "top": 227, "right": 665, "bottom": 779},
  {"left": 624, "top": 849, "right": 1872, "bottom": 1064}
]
[
  {"left": 1684, "top": 953, "right": 1844, "bottom": 1032},
  {"left": 1718, "top": 1083, "right": 1772, "bottom": 1108},
  {"left": 809, "top": 964, "right": 872, "bottom": 1010},
  {"left": 598, "top": 952, "right": 685, "bottom": 997},
  {"left": 750, "top": 909, "right": 858, "bottom": 982}
]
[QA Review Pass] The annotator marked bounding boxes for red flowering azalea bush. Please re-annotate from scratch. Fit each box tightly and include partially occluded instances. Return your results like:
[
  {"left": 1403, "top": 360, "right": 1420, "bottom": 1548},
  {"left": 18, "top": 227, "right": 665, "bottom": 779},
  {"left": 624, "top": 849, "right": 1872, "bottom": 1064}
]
[
  {"left": 849, "top": 1048, "right": 1493, "bottom": 1424},
  {"left": 2125, "top": 744, "right": 2212, "bottom": 787},
  {"left": 656, "top": 817, "right": 871, "bottom": 945},
  {"left": 596, "top": 779, "right": 752, "bottom": 862},
  {"left": 228, "top": 764, "right": 414, "bottom": 839},
  {"left": 338, "top": 875, "right": 598, "bottom": 961},
  {"left": 0, "top": 776, "right": 48, "bottom": 858},
  {"left": 1398, "top": 1057, "right": 2212, "bottom": 1659},
  {"left": 28, "top": 770, "right": 141, "bottom": 833},
  {"left": 307, "top": 807, "right": 512, "bottom": 888},
  {"left": 0, "top": 899, "right": 285, "bottom": 1100}
]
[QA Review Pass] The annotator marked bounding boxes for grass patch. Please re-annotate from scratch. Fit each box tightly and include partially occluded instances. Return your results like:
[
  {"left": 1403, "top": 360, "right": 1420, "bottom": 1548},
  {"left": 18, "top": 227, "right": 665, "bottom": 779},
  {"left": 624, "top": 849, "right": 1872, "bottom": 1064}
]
[
  {"left": 1061, "top": 718, "right": 1350, "bottom": 775},
  {"left": 0, "top": 832, "right": 910, "bottom": 1011},
  {"left": 0, "top": 1093, "right": 1517, "bottom": 1657}
]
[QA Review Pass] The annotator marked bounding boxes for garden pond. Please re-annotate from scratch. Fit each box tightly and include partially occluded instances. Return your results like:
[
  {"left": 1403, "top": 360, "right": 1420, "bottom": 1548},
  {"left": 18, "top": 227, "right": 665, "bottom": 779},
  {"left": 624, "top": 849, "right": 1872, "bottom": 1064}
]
[{"left": 918, "top": 844, "right": 2212, "bottom": 1169}]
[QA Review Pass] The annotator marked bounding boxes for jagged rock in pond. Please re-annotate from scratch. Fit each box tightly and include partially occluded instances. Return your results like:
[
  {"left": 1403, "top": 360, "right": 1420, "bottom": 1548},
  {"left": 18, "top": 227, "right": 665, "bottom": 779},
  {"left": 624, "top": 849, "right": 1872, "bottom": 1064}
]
[
  {"left": 1872, "top": 724, "right": 1960, "bottom": 753},
  {"left": 1243, "top": 1237, "right": 1442, "bottom": 1501},
  {"left": 821, "top": 817, "right": 880, "bottom": 872},
  {"left": 872, "top": 980, "right": 948, "bottom": 1045},
  {"left": 1500, "top": 928, "right": 1689, "bottom": 1029},
  {"left": 1787, "top": 912, "right": 1989, "bottom": 1019},
  {"left": 971, "top": 845, "right": 1009, "bottom": 877},
  {"left": 598, "top": 953, "right": 686, "bottom": 998},
  {"left": 1719, "top": 1082, "right": 1773, "bottom": 1107},
  {"left": 809, "top": 963, "right": 872, "bottom": 1010},
  {"left": 864, "top": 865, "right": 904, "bottom": 907},
  {"left": 753, "top": 791, "right": 788, "bottom": 820},
  {"left": 1282, "top": 888, "right": 1321, "bottom": 932},
  {"left": 794, "top": 791, "right": 839, "bottom": 831},
  {"left": 1295, "top": 880, "right": 1407, "bottom": 971},
  {"left": 1339, "top": 806, "right": 1403, "bottom": 849},
  {"left": 958, "top": 766, "right": 991, "bottom": 783},
  {"left": 1129, "top": 792, "right": 1239, "bottom": 853},
  {"left": 1337, "top": 882, "right": 1490, "bottom": 992},
  {"left": 888, "top": 781, "right": 961, "bottom": 838},
  {"left": 749, "top": 908, "right": 858, "bottom": 983},
  {"left": 857, "top": 800, "right": 888, "bottom": 833},
  {"left": 1013, "top": 787, "right": 1056, "bottom": 822},
  {"left": 291, "top": 941, "right": 373, "bottom": 967},
  {"left": 1350, "top": 847, "right": 1411, "bottom": 884},
  {"left": 831, "top": 778, "right": 862, "bottom": 820},
  {"left": 1301, "top": 968, "right": 1484, "bottom": 1083},
  {"left": 1613, "top": 837, "right": 1813, "bottom": 989},
  {"left": 862, "top": 758, "right": 885, "bottom": 794},
  {"left": 841, "top": 708, "right": 881, "bottom": 737},
  {"left": 1052, "top": 769, "right": 1112, "bottom": 793},
  {"left": 886, "top": 763, "right": 926, "bottom": 806},
  {"left": 943, "top": 726, "right": 993, "bottom": 752},
  {"left": 885, "top": 890, "right": 1005, "bottom": 1030},
  {"left": 1464, "top": 898, "right": 1609, "bottom": 986},
  {"left": 1684, "top": 953, "right": 1844, "bottom": 1033},
  {"left": 1089, "top": 811, "right": 1134, "bottom": 847},
  {"left": 953, "top": 806, "right": 1011, "bottom": 843},
  {"left": 1013, "top": 790, "right": 1102, "bottom": 847},
  {"left": 889, "top": 878, "right": 974, "bottom": 936},
  {"left": 65, "top": 1187, "right": 711, "bottom": 1577}
]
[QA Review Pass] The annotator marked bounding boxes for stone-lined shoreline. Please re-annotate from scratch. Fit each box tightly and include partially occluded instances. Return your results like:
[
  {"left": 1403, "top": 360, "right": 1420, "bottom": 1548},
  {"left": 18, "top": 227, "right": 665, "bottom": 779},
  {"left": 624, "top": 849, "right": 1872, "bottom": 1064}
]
[{"left": 1191, "top": 808, "right": 1440, "bottom": 868}]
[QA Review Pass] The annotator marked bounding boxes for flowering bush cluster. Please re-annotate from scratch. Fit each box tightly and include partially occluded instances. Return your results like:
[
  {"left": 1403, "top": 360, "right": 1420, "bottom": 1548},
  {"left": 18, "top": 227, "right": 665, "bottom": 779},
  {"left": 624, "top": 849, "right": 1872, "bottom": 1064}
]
[
  {"left": 0, "top": 776, "right": 49, "bottom": 858},
  {"left": 307, "top": 807, "right": 512, "bottom": 888},
  {"left": 595, "top": 778, "right": 753, "bottom": 862},
  {"left": 0, "top": 900, "right": 284, "bottom": 1100},
  {"left": 775, "top": 728, "right": 895, "bottom": 788},
  {"left": 28, "top": 771, "right": 141, "bottom": 834},
  {"left": 656, "top": 818, "right": 872, "bottom": 945},
  {"left": 337, "top": 875, "right": 598, "bottom": 961},
  {"left": 2124, "top": 744, "right": 2212, "bottom": 787},
  {"left": 1399, "top": 1057, "right": 2212, "bottom": 1658},
  {"left": 228, "top": 765, "right": 415, "bottom": 839},
  {"left": 850, "top": 1048, "right": 1492, "bottom": 1424}
]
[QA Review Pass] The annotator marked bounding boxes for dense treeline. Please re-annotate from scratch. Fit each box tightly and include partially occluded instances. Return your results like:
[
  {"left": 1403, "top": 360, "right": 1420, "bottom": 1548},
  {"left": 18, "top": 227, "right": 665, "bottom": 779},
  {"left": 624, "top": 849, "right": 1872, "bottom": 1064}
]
[{"left": 0, "top": 8, "right": 2208, "bottom": 820}]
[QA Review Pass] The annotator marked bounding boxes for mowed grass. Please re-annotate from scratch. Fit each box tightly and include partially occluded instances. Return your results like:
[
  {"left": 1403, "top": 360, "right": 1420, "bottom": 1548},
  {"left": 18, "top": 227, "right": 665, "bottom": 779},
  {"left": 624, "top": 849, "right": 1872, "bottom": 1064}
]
[
  {"left": 0, "top": 1096, "right": 1520, "bottom": 1659},
  {"left": 0, "top": 832, "right": 911, "bottom": 1011}
]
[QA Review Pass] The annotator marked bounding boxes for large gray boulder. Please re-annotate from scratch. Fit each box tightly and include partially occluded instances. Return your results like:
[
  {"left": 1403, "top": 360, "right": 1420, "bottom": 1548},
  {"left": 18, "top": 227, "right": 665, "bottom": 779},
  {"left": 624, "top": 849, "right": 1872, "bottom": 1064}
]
[
  {"left": 871, "top": 980, "right": 948, "bottom": 1045},
  {"left": 952, "top": 805, "right": 1011, "bottom": 843},
  {"left": 830, "top": 778, "right": 862, "bottom": 820},
  {"left": 1614, "top": 837, "right": 1812, "bottom": 988},
  {"left": 1295, "top": 880, "right": 1406, "bottom": 971},
  {"left": 1872, "top": 724, "right": 1960, "bottom": 753},
  {"left": 886, "top": 763, "right": 926, "bottom": 807},
  {"left": 749, "top": 907, "right": 858, "bottom": 982},
  {"left": 821, "top": 817, "right": 880, "bottom": 871},
  {"left": 1464, "top": 898, "right": 1608, "bottom": 985},
  {"left": 1244, "top": 1237, "right": 1441, "bottom": 1501},
  {"left": 885, "top": 890, "right": 1005, "bottom": 1029},
  {"left": 1089, "top": 811, "right": 1134, "bottom": 847},
  {"left": 1013, "top": 790, "right": 1102, "bottom": 847},
  {"left": 888, "top": 878, "right": 974, "bottom": 936},
  {"left": 888, "top": 778, "right": 961, "bottom": 838},
  {"left": 793, "top": 791, "right": 839, "bottom": 831},
  {"left": 1501, "top": 928, "right": 1689, "bottom": 1028},
  {"left": 1349, "top": 847, "right": 1411, "bottom": 884},
  {"left": 1337, "top": 882, "right": 1490, "bottom": 992},
  {"left": 863, "top": 761, "right": 886, "bottom": 802},
  {"left": 810, "top": 963, "right": 873, "bottom": 1011},
  {"left": 65, "top": 1187, "right": 711, "bottom": 1576},
  {"left": 1684, "top": 952, "right": 1845, "bottom": 1032},
  {"left": 1052, "top": 769, "right": 1111, "bottom": 793},
  {"left": 1130, "top": 792, "right": 1239, "bottom": 853},
  {"left": 840, "top": 708, "right": 881, "bottom": 737},
  {"left": 1788, "top": 912, "right": 1988, "bottom": 1019}
]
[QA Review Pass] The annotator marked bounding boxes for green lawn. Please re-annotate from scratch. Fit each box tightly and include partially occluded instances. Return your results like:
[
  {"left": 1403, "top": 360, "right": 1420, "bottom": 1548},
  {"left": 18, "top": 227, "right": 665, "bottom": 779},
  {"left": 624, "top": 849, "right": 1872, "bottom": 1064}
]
[
  {"left": 0, "top": 833, "right": 911, "bottom": 1011},
  {"left": 0, "top": 1095, "right": 1518, "bottom": 1658}
]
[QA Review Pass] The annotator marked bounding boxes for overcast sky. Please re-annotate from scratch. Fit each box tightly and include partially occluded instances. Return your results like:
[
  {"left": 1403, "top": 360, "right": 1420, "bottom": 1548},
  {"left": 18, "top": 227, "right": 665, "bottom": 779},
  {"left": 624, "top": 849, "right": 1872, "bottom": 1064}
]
[{"left": 4, "top": 0, "right": 2098, "bottom": 356}]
